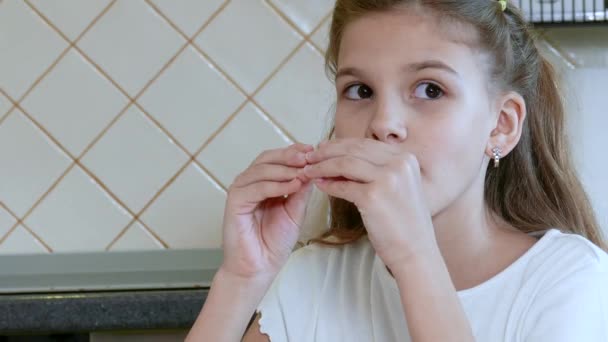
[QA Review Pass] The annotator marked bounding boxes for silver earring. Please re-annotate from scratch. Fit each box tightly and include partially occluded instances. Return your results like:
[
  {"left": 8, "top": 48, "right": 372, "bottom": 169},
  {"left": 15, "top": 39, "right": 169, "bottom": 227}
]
[{"left": 492, "top": 147, "right": 502, "bottom": 168}]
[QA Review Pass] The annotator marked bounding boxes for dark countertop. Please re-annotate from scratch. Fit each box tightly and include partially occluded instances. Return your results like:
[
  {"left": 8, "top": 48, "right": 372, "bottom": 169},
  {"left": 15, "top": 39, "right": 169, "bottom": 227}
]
[{"left": 0, "top": 288, "right": 208, "bottom": 334}]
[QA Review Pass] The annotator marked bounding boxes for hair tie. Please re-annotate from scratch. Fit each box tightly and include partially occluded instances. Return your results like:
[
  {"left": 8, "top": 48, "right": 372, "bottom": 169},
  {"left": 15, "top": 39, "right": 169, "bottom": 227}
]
[{"left": 498, "top": 0, "right": 507, "bottom": 12}]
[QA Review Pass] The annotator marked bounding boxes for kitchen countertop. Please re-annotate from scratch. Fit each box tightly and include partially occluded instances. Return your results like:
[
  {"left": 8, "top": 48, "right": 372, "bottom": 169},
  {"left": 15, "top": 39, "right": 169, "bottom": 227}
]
[
  {"left": 0, "top": 248, "right": 222, "bottom": 333},
  {"left": 0, "top": 288, "right": 208, "bottom": 334}
]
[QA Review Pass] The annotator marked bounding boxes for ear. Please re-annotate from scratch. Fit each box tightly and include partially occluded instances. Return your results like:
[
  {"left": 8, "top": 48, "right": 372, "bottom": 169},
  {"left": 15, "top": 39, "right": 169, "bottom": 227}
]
[{"left": 486, "top": 91, "right": 526, "bottom": 159}]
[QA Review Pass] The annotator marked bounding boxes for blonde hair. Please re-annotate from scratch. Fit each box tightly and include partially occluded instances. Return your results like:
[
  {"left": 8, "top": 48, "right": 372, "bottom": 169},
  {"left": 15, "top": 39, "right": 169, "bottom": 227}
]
[{"left": 305, "top": 0, "right": 607, "bottom": 251}]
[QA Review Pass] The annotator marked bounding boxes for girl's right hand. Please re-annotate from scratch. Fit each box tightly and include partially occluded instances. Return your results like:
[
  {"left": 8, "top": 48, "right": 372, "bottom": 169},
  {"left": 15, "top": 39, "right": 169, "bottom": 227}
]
[{"left": 219, "top": 143, "right": 315, "bottom": 281}]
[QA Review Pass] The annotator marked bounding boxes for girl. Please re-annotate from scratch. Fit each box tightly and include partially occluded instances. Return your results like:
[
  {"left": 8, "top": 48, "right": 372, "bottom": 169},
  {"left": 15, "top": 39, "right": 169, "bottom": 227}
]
[{"left": 187, "top": 0, "right": 608, "bottom": 341}]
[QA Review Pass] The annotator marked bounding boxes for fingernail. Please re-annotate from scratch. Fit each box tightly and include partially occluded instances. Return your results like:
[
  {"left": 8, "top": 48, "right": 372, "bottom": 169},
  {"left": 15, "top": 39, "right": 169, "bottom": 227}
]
[{"left": 305, "top": 152, "right": 313, "bottom": 161}]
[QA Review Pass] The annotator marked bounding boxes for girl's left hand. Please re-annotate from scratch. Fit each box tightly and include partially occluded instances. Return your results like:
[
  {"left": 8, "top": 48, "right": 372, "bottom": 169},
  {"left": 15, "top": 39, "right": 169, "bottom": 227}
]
[{"left": 301, "top": 137, "right": 438, "bottom": 270}]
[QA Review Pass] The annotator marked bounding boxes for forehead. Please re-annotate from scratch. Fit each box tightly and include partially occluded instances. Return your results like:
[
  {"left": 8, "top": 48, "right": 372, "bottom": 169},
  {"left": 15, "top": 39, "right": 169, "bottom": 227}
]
[{"left": 337, "top": 9, "right": 486, "bottom": 75}]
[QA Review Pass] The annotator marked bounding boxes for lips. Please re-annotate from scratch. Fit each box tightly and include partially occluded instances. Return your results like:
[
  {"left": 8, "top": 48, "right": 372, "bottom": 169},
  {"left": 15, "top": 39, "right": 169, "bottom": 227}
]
[{"left": 325, "top": 176, "right": 349, "bottom": 181}]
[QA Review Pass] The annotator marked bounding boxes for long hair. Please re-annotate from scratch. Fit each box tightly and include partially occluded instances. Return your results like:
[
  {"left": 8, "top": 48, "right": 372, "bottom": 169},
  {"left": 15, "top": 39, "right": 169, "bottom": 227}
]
[{"left": 305, "top": 0, "right": 607, "bottom": 251}]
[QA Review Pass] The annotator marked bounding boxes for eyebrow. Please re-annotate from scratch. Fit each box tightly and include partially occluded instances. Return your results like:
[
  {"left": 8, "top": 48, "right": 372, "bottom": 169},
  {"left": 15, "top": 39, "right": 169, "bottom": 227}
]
[{"left": 335, "top": 60, "right": 459, "bottom": 81}]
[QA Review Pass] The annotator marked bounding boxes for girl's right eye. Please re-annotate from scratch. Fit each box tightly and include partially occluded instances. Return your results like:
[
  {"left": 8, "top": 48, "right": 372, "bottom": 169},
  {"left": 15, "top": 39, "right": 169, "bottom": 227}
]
[{"left": 344, "top": 84, "right": 373, "bottom": 100}]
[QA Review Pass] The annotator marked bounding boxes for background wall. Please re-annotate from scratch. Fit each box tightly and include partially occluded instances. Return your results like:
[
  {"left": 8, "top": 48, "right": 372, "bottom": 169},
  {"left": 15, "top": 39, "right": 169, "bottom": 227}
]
[{"left": 1, "top": 0, "right": 607, "bottom": 255}]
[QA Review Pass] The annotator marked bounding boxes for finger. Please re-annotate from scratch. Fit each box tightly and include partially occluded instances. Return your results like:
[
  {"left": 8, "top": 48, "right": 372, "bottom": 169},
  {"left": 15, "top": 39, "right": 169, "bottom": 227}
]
[
  {"left": 233, "top": 164, "right": 304, "bottom": 188},
  {"left": 303, "top": 156, "right": 378, "bottom": 183},
  {"left": 250, "top": 143, "right": 313, "bottom": 168},
  {"left": 231, "top": 178, "right": 304, "bottom": 206},
  {"left": 312, "top": 177, "right": 365, "bottom": 206},
  {"left": 306, "top": 138, "right": 397, "bottom": 165}
]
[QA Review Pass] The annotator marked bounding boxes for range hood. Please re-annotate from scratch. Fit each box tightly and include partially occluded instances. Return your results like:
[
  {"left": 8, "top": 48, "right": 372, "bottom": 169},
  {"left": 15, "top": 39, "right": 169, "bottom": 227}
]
[{"left": 516, "top": 0, "right": 608, "bottom": 23}]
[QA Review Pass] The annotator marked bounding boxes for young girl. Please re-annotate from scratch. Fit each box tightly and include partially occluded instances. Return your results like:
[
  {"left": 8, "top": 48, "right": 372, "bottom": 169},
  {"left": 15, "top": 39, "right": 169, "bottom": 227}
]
[{"left": 187, "top": 0, "right": 608, "bottom": 341}]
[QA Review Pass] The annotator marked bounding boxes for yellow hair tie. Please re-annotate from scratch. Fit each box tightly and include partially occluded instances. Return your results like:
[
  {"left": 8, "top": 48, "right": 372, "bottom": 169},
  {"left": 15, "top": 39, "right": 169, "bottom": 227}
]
[{"left": 498, "top": 0, "right": 507, "bottom": 12}]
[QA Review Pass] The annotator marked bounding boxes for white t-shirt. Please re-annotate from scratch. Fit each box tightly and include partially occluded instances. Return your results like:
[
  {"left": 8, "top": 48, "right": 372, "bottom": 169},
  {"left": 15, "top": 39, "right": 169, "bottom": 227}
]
[{"left": 255, "top": 228, "right": 608, "bottom": 341}]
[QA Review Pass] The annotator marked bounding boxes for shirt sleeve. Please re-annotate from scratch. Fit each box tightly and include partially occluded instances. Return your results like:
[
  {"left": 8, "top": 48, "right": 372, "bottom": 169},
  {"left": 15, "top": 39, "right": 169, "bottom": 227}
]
[{"left": 521, "top": 259, "right": 608, "bottom": 341}]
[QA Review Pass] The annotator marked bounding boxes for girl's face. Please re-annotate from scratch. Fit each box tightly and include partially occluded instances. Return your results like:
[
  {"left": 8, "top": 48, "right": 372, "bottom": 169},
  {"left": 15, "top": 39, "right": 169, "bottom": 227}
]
[{"left": 334, "top": 10, "right": 498, "bottom": 216}]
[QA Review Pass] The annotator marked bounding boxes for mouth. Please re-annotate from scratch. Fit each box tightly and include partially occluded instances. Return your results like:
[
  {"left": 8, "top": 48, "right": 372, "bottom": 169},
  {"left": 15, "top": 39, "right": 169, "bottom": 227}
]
[{"left": 324, "top": 176, "right": 349, "bottom": 181}]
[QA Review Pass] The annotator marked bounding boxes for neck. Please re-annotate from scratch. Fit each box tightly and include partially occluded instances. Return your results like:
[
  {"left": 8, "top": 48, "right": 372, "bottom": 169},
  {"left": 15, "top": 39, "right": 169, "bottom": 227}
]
[{"left": 429, "top": 171, "right": 518, "bottom": 290}]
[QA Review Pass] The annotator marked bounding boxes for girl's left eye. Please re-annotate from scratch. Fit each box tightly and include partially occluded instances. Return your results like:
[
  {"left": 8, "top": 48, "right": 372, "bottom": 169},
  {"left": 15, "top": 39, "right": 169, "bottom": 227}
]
[{"left": 413, "top": 82, "right": 444, "bottom": 100}]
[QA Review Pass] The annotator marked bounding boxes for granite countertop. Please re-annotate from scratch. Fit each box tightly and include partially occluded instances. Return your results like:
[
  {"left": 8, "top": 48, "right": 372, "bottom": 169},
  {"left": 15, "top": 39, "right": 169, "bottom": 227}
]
[
  {"left": 0, "top": 288, "right": 208, "bottom": 334},
  {"left": 0, "top": 249, "right": 222, "bottom": 334}
]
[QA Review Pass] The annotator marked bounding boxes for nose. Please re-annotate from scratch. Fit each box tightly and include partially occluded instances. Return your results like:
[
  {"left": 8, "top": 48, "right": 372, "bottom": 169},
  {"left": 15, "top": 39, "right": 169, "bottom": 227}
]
[{"left": 366, "top": 96, "right": 408, "bottom": 144}]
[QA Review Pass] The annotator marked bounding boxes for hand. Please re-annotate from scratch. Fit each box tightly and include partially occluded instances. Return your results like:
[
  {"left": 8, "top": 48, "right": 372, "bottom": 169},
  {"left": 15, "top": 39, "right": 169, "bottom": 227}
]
[
  {"left": 220, "top": 143, "right": 314, "bottom": 281},
  {"left": 302, "top": 138, "right": 437, "bottom": 270}
]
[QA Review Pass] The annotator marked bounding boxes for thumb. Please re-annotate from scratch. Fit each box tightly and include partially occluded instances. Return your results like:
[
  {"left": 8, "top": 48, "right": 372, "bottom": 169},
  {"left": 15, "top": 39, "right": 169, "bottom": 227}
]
[{"left": 284, "top": 180, "right": 314, "bottom": 226}]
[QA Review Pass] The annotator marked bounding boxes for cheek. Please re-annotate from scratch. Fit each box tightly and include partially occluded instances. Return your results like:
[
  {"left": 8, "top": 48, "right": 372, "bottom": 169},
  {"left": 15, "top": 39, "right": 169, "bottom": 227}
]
[
  {"left": 334, "top": 109, "right": 368, "bottom": 138},
  {"left": 415, "top": 111, "right": 490, "bottom": 213}
]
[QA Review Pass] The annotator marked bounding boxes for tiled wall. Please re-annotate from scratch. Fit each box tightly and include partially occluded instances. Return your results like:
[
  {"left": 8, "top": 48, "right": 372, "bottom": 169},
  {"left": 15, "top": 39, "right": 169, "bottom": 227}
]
[
  {"left": 0, "top": 0, "right": 335, "bottom": 254},
  {"left": 1, "top": 1, "right": 607, "bottom": 255}
]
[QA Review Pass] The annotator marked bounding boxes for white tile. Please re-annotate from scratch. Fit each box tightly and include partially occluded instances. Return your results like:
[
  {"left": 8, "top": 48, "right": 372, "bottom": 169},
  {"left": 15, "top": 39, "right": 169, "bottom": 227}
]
[
  {"left": 148, "top": 0, "right": 224, "bottom": 37},
  {"left": 195, "top": 0, "right": 301, "bottom": 93},
  {"left": 21, "top": 49, "right": 129, "bottom": 157},
  {"left": 0, "top": 92, "right": 12, "bottom": 118},
  {"left": 0, "top": 225, "right": 48, "bottom": 255},
  {"left": 311, "top": 15, "right": 330, "bottom": 52},
  {"left": 256, "top": 43, "right": 335, "bottom": 144},
  {"left": 0, "top": 0, "right": 68, "bottom": 99},
  {"left": 0, "top": 110, "right": 72, "bottom": 217},
  {"left": 0, "top": 206, "right": 17, "bottom": 238},
  {"left": 139, "top": 46, "right": 245, "bottom": 154},
  {"left": 28, "top": 0, "right": 111, "bottom": 41},
  {"left": 543, "top": 27, "right": 608, "bottom": 68},
  {"left": 109, "top": 221, "right": 164, "bottom": 251},
  {"left": 141, "top": 162, "right": 226, "bottom": 249},
  {"left": 78, "top": 0, "right": 185, "bottom": 96},
  {"left": 81, "top": 105, "right": 189, "bottom": 213},
  {"left": 197, "top": 103, "right": 292, "bottom": 187},
  {"left": 25, "top": 165, "right": 133, "bottom": 252},
  {"left": 269, "top": 0, "right": 334, "bottom": 34}
]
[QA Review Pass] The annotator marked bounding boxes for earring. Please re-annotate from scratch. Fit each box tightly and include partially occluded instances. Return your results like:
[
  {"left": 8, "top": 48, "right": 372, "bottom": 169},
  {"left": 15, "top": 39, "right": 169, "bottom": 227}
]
[{"left": 492, "top": 147, "right": 502, "bottom": 168}]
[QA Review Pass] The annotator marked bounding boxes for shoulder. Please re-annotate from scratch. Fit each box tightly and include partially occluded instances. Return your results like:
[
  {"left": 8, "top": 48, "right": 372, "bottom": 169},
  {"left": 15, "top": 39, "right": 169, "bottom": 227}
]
[
  {"left": 524, "top": 228, "right": 608, "bottom": 287},
  {"left": 518, "top": 229, "right": 608, "bottom": 341}
]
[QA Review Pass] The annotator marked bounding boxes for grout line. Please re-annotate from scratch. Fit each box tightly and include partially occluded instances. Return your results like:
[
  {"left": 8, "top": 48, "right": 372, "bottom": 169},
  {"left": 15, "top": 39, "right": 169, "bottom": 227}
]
[
  {"left": 0, "top": 222, "right": 21, "bottom": 247},
  {"left": 307, "top": 12, "right": 333, "bottom": 55},
  {"left": 17, "top": 221, "right": 54, "bottom": 253},
  {"left": 13, "top": 43, "right": 72, "bottom": 105},
  {"left": 72, "top": 0, "right": 117, "bottom": 43},
  {"left": 263, "top": 0, "right": 308, "bottom": 38},
  {"left": 189, "top": 99, "right": 250, "bottom": 188},
  {"left": 187, "top": 42, "right": 298, "bottom": 144},
  {"left": 0, "top": 106, "right": 14, "bottom": 126},
  {"left": 0, "top": 203, "right": 23, "bottom": 246},
  {"left": 264, "top": 0, "right": 329, "bottom": 56},
  {"left": 100, "top": 218, "right": 137, "bottom": 251},
  {"left": 0, "top": 87, "right": 17, "bottom": 125},
  {"left": 105, "top": 217, "right": 168, "bottom": 251},
  {"left": 0, "top": 205, "right": 53, "bottom": 253},
  {"left": 144, "top": 0, "right": 230, "bottom": 41},
  {"left": 17, "top": 0, "right": 116, "bottom": 105}
]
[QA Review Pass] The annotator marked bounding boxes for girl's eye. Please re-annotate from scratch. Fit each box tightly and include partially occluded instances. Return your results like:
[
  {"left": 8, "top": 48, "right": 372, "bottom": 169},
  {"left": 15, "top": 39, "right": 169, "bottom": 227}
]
[
  {"left": 414, "top": 82, "right": 444, "bottom": 100},
  {"left": 344, "top": 84, "right": 373, "bottom": 100}
]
